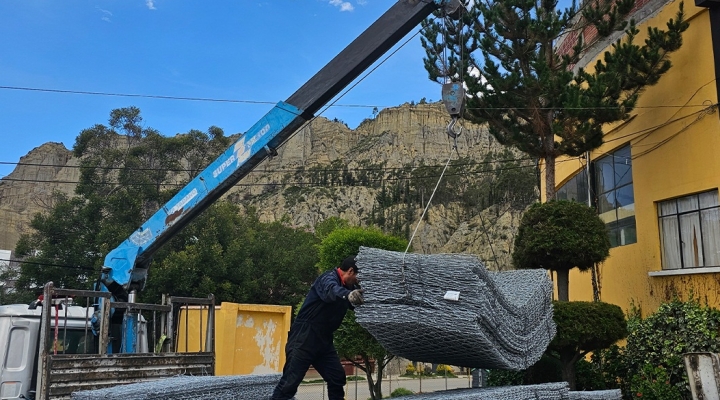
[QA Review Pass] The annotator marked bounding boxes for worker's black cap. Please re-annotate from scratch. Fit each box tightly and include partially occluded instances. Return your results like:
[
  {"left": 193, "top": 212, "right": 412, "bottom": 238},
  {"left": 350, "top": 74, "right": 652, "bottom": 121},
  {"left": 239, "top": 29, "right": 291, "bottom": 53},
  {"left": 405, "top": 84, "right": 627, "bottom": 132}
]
[{"left": 340, "top": 256, "right": 358, "bottom": 272}]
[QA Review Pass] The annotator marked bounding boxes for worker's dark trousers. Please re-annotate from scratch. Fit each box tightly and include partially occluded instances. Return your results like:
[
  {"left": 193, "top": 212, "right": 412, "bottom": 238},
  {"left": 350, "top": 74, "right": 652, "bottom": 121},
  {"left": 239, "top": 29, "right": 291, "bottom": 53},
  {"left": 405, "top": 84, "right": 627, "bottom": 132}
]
[{"left": 271, "top": 330, "right": 346, "bottom": 399}]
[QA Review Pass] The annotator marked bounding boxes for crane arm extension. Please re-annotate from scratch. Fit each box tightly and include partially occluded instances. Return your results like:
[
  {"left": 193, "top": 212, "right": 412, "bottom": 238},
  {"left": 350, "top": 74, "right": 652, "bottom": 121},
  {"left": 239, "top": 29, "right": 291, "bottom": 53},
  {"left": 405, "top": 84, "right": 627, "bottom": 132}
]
[{"left": 100, "top": 0, "right": 462, "bottom": 299}]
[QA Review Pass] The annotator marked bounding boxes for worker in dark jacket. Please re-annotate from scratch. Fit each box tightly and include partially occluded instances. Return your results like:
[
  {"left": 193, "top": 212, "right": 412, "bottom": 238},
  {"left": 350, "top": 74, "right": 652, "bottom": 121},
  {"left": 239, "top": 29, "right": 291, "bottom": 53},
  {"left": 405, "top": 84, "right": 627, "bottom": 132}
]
[{"left": 271, "top": 256, "right": 364, "bottom": 400}]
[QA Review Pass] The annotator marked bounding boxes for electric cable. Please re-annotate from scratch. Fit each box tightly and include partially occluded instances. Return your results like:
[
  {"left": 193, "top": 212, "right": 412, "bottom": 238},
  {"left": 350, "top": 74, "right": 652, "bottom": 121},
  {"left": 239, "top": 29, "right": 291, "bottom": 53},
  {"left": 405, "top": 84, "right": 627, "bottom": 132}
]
[
  {"left": 0, "top": 85, "right": 708, "bottom": 110},
  {"left": 4, "top": 258, "right": 97, "bottom": 272}
]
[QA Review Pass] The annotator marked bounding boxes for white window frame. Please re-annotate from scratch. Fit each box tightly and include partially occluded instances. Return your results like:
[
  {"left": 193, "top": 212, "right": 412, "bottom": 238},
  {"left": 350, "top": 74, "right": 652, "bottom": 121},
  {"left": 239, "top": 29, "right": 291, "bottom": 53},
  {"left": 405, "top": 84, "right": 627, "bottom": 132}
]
[{"left": 656, "top": 189, "right": 720, "bottom": 271}]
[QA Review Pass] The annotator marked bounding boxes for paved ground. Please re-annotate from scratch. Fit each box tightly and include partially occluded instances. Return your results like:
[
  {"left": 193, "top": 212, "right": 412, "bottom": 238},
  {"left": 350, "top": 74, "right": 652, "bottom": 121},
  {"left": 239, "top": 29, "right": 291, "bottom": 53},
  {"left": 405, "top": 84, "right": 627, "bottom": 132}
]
[{"left": 295, "top": 376, "right": 473, "bottom": 400}]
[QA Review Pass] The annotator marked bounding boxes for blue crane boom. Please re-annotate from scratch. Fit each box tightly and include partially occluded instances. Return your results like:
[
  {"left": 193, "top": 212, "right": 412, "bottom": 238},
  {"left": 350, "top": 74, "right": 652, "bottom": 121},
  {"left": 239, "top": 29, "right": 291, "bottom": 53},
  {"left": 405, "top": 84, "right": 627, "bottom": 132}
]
[{"left": 99, "top": 0, "right": 462, "bottom": 303}]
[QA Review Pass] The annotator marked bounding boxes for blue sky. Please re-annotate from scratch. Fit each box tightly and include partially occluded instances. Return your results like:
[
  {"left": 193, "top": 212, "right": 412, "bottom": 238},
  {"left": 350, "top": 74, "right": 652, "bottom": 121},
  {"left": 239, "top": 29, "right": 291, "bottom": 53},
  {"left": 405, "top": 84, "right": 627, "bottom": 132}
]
[{"left": 0, "top": 0, "right": 443, "bottom": 178}]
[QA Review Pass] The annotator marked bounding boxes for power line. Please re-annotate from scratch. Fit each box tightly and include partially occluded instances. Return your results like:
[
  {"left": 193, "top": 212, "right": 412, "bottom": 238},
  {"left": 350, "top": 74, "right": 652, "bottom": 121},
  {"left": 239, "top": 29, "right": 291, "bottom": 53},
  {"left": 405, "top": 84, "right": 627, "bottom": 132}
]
[
  {"left": 0, "top": 85, "right": 712, "bottom": 111},
  {"left": 0, "top": 85, "right": 382, "bottom": 109},
  {"left": 6, "top": 258, "right": 96, "bottom": 272}
]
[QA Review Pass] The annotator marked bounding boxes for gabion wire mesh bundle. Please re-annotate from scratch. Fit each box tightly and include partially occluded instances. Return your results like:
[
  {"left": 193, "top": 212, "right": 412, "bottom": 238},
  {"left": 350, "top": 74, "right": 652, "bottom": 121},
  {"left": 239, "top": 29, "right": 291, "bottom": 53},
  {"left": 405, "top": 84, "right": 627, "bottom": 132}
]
[
  {"left": 71, "top": 374, "right": 281, "bottom": 400},
  {"left": 396, "top": 382, "right": 571, "bottom": 399},
  {"left": 569, "top": 389, "right": 622, "bottom": 400},
  {"left": 355, "top": 247, "right": 556, "bottom": 370}
]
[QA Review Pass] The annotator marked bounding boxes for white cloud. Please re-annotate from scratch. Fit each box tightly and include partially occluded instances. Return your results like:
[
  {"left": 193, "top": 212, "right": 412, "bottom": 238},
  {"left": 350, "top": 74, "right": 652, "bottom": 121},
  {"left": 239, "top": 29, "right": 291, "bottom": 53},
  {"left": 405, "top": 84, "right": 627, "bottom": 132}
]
[
  {"left": 96, "top": 6, "right": 112, "bottom": 22},
  {"left": 356, "top": 0, "right": 367, "bottom": 5},
  {"left": 146, "top": 0, "right": 156, "bottom": 10},
  {"left": 329, "top": 0, "right": 354, "bottom": 12}
]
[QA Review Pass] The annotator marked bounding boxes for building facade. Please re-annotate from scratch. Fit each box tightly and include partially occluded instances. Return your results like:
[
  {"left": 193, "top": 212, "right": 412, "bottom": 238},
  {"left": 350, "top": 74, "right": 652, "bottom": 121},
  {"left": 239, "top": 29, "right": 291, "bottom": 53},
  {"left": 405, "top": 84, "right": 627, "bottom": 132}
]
[{"left": 550, "top": 0, "right": 720, "bottom": 313}]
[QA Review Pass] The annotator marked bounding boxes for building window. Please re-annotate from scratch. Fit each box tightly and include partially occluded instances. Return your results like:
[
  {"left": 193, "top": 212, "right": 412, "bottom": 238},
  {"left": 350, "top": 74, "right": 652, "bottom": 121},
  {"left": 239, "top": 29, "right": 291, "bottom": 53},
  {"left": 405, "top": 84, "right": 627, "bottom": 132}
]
[
  {"left": 658, "top": 190, "right": 720, "bottom": 270},
  {"left": 594, "top": 145, "right": 636, "bottom": 247},
  {"left": 556, "top": 169, "right": 589, "bottom": 205}
]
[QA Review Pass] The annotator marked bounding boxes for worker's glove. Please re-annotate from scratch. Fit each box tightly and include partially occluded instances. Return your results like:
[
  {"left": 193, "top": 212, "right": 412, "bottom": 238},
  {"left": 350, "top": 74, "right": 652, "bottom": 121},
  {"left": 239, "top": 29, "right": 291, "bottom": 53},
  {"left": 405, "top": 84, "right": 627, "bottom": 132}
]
[{"left": 348, "top": 289, "right": 364, "bottom": 306}]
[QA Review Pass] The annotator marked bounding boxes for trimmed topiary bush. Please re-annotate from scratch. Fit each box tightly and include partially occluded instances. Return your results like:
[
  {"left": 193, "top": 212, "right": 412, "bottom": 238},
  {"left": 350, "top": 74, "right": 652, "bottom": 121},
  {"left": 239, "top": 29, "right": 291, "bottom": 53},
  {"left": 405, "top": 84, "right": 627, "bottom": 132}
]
[
  {"left": 549, "top": 301, "right": 627, "bottom": 390},
  {"left": 513, "top": 201, "right": 610, "bottom": 302},
  {"left": 489, "top": 301, "right": 625, "bottom": 391}
]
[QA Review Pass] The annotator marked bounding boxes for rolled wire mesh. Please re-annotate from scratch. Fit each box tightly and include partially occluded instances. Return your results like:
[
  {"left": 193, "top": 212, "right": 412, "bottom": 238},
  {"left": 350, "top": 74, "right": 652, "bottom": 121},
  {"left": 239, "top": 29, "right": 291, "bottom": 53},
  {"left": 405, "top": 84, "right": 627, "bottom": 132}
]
[
  {"left": 70, "top": 374, "right": 282, "bottom": 400},
  {"left": 354, "top": 247, "right": 556, "bottom": 370}
]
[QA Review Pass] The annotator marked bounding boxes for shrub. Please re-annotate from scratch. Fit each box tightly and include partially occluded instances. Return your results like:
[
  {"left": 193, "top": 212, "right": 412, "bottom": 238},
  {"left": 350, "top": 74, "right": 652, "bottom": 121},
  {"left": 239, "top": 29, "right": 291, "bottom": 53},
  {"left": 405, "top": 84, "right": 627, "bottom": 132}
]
[
  {"left": 623, "top": 298, "right": 720, "bottom": 397},
  {"left": 390, "top": 387, "right": 415, "bottom": 397},
  {"left": 436, "top": 364, "right": 456, "bottom": 377},
  {"left": 574, "top": 358, "right": 608, "bottom": 391},
  {"left": 487, "top": 354, "right": 612, "bottom": 390},
  {"left": 487, "top": 369, "right": 523, "bottom": 386},
  {"left": 548, "top": 301, "right": 627, "bottom": 390},
  {"left": 404, "top": 363, "right": 416, "bottom": 376},
  {"left": 630, "top": 364, "right": 682, "bottom": 400},
  {"left": 592, "top": 297, "right": 720, "bottom": 398},
  {"left": 523, "top": 354, "right": 562, "bottom": 385}
]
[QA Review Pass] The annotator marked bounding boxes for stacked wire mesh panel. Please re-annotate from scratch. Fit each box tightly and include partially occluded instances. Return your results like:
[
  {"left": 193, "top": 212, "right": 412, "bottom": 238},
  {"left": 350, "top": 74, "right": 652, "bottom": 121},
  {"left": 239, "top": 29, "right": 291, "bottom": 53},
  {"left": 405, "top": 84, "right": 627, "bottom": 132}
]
[
  {"left": 569, "top": 390, "right": 622, "bottom": 399},
  {"left": 355, "top": 247, "right": 556, "bottom": 370},
  {"left": 392, "top": 382, "right": 571, "bottom": 399},
  {"left": 71, "top": 374, "right": 282, "bottom": 400}
]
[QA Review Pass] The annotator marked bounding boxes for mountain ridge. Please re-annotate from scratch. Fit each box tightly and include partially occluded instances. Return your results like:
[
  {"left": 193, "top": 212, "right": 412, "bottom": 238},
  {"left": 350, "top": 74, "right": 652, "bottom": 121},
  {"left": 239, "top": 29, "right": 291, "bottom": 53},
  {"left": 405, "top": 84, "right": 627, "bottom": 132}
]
[{"left": 0, "top": 103, "right": 536, "bottom": 270}]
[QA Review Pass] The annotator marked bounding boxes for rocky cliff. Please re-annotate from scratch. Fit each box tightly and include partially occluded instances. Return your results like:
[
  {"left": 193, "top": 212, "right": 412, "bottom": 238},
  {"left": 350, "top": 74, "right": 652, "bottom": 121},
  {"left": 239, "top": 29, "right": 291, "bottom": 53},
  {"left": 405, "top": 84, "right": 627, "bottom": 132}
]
[{"left": 0, "top": 103, "right": 536, "bottom": 270}]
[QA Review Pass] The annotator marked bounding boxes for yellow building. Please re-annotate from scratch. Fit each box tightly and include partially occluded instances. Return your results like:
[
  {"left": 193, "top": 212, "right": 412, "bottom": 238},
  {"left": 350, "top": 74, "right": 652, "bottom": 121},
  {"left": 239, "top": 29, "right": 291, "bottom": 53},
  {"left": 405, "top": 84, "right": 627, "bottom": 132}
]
[{"left": 550, "top": 0, "right": 720, "bottom": 314}]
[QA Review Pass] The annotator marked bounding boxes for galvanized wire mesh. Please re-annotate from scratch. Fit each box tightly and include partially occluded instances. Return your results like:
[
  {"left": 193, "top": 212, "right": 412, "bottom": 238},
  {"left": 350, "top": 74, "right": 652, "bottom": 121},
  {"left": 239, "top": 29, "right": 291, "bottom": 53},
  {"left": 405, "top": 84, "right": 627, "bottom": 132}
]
[
  {"left": 569, "top": 389, "right": 622, "bottom": 399},
  {"left": 70, "top": 374, "right": 282, "bottom": 400},
  {"left": 396, "top": 382, "right": 571, "bottom": 399},
  {"left": 354, "top": 247, "right": 556, "bottom": 370}
]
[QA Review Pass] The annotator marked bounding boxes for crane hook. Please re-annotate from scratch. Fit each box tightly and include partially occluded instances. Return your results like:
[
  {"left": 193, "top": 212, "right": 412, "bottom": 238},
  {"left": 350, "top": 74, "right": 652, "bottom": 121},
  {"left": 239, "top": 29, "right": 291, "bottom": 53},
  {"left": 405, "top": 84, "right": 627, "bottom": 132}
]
[{"left": 447, "top": 116, "right": 462, "bottom": 139}]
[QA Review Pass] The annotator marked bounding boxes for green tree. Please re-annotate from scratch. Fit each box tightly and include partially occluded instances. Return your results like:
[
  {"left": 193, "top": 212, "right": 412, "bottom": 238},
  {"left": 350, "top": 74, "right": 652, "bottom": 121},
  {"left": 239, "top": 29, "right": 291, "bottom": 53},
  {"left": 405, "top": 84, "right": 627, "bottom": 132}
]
[
  {"left": 314, "top": 217, "right": 350, "bottom": 241},
  {"left": 512, "top": 201, "right": 610, "bottom": 301},
  {"left": 145, "top": 203, "right": 319, "bottom": 306},
  {"left": 318, "top": 226, "right": 407, "bottom": 400},
  {"left": 549, "top": 301, "right": 627, "bottom": 390},
  {"left": 13, "top": 193, "right": 102, "bottom": 294},
  {"left": 421, "top": 0, "right": 688, "bottom": 200}
]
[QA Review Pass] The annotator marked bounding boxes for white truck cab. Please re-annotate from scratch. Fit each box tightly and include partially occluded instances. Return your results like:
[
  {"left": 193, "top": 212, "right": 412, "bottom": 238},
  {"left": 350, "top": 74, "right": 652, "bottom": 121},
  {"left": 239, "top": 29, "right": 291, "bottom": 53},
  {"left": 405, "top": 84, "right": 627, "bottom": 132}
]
[{"left": 0, "top": 303, "right": 96, "bottom": 399}]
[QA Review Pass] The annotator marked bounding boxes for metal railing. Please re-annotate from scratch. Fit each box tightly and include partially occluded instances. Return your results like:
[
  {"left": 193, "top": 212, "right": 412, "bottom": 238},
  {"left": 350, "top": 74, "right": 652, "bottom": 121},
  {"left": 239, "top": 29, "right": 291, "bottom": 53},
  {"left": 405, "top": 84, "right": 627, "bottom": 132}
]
[
  {"left": 36, "top": 282, "right": 216, "bottom": 400},
  {"left": 166, "top": 295, "right": 216, "bottom": 354}
]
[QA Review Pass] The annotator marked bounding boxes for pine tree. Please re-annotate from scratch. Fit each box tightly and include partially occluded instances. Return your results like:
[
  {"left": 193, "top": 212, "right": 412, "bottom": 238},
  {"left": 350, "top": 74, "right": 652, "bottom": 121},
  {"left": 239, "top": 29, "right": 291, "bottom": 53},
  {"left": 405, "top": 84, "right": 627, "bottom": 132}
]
[{"left": 421, "top": 0, "right": 688, "bottom": 200}]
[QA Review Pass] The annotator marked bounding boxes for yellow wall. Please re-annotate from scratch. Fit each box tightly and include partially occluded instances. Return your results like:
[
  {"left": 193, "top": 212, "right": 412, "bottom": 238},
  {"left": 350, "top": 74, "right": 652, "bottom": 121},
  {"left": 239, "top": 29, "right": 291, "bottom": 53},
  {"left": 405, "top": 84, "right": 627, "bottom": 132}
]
[
  {"left": 177, "top": 302, "right": 292, "bottom": 375},
  {"left": 553, "top": 2, "right": 720, "bottom": 315}
]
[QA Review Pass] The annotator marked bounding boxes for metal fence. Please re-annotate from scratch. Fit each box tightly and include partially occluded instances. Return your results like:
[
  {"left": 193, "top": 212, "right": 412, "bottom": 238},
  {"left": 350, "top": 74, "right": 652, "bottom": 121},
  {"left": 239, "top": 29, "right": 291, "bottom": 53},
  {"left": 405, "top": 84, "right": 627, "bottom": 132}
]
[{"left": 37, "top": 282, "right": 216, "bottom": 400}]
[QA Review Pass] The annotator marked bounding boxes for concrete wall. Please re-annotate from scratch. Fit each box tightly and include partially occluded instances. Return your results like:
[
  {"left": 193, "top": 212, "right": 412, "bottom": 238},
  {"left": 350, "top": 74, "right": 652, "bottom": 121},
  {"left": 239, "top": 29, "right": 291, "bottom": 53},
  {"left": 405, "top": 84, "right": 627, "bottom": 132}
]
[{"left": 177, "top": 302, "right": 291, "bottom": 376}]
